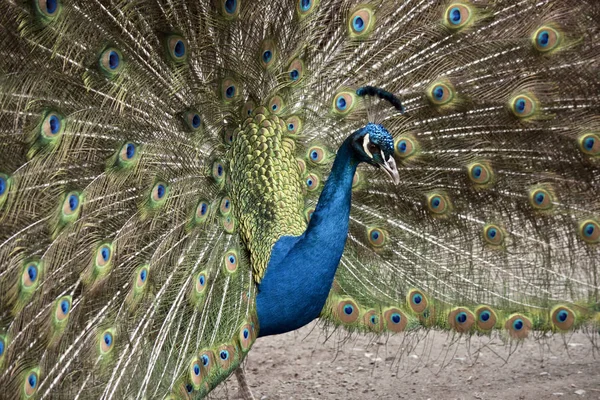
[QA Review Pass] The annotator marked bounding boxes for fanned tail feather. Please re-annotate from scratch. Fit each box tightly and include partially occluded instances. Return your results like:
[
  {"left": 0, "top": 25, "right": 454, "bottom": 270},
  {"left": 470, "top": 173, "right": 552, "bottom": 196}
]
[{"left": 0, "top": 0, "right": 599, "bottom": 399}]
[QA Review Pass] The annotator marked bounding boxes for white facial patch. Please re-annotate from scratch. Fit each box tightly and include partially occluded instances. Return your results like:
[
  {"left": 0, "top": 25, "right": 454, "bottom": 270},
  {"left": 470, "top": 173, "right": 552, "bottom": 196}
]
[{"left": 363, "top": 133, "right": 373, "bottom": 158}]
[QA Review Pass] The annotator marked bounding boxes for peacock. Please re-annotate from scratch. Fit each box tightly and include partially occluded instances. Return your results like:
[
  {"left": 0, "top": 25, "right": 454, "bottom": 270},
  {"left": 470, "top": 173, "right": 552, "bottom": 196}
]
[{"left": 0, "top": 0, "right": 599, "bottom": 398}]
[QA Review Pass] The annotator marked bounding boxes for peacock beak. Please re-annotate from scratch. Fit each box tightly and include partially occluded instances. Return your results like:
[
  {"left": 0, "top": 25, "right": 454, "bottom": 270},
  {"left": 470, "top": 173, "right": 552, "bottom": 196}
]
[{"left": 379, "top": 153, "right": 400, "bottom": 185}]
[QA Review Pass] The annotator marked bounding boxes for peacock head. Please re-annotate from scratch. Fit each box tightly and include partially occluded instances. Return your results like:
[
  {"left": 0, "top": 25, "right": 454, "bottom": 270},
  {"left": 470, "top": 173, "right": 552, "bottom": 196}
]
[{"left": 351, "top": 123, "right": 400, "bottom": 184}]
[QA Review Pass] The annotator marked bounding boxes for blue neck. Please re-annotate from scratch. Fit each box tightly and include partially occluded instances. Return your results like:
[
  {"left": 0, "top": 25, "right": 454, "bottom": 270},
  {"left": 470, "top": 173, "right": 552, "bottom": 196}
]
[
  {"left": 256, "top": 137, "right": 358, "bottom": 336},
  {"left": 306, "top": 137, "right": 357, "bottom": 250}
]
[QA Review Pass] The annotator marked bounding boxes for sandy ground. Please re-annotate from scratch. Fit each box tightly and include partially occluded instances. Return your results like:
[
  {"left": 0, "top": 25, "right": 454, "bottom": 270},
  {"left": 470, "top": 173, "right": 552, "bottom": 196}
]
[{"left": 210, "top": 322, "right": 600, "bottom": 400}]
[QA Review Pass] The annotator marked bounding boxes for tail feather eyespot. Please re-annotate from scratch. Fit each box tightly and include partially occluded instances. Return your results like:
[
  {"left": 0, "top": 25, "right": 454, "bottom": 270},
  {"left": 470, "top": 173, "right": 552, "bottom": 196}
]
[
  {"left": 551, "top": 306, "right": 575, "bottom": 331},
  {"left": 194, "top": 200, "right": 211, "bottom": 224},
  {"left": 475, "top": 306, "right": 497, "bottom": 331},
  {"left": 35, "top": 0, "right": 61, "bottom": 19},
  {"left": 216, "top": 344, "right": 236, "bottom": 371},
  {"left": 407, "top": 289, "right": 428, "bottom": 314},
  {"left": 99, "top": 48, "right": 123, "bottom": 77},
  {"left": 483, "top": 224, "right": 505, "bottom": 246},
  {"left": 238, "top": 323, "right": 255, "bottom": 352},
  {"left": 305, "top": 173, "right": 320, "bottom": 192},
  {"left": 367, "top": 227, "right": 387, "bottom": 248},
  {"left": 0, "top": 335, "right": 7, "bottom": 365},
  {"left": 287, "top": 59, "right": 305, "bottom": 84},
  {"left": 0, "top": 173, "right": 11, "bottom": 208},
  {"left": 394, "top": 135, "right": 419, "bottom": 159},
  {"left": 99, "top": 329, "right": 115, "bottom": 355},
  {"left": 41, "top": 111, "right": 65, "bottom": 140},
  {"left": 426, "top": 192, "right": 452, "bottom": 215},
  {"left": 268, "top": 95, "right": 284, "bottom": 115},
  {"left": 221, "top": 78, "right": 240, "bottom": 102},
  {"left": 221, "top": 0, "right": 240, "bottom": 18},
  {"left": 443, "top": 3, "right": 474, "bottom": 30},
  {"left": 219, "top": 197, "right": 232, "bottom": 215},
  {"left": 54, "top": 295, "right": 72, "bottom": 323},
  {"left": 579, "top": 220, "right": 599, "bottom": 244},
  {"left": 297, "top": 0, "right": 320, "bottom": 18},
  {"left": 184, "top": 111, "right": 202, "bottom": 131},
  {"left": 332, "top": 91, "right": 357, "bottom": 115},
  {"left": 467, "top": 162, "right": 494, "bottom": 186},
  {"left": 348, "top": 7, "right": 375, "bottom": 38},
  {"left": 505, "top": 314, "right": 532, "bottom": 339},
  {"left": 528, "top": 187, "right": 554, "bottom": 211},
  {"left": 532, "top": 26, "right": 561, "bottom": 53},
  {"left": 363, "top": 309, "right": 383, "bottom": 332},
  {"left": 260, "top": 39, "right": 277, "bottom": 68},
  {"left": 189, "top": 358, "right": 204, "bottom": 388},
  {"left": 150, "top": 182, "right": 169, "bottom": 206},
  {"left": 448, "top": 308, "right": 475, "bottom": 333},
  {"left": 427, "top": 82, "right": 455, "bottom": 106},
  {"left": 199, "top": 350, "right": 216, "bottom": 374},
  {"left": 578, "top": 133, "right": 600, "bottom": 156},
  {"left": 24, "top": 369, "right": 40, "bottom": 397},
  {"left": 334, "top": 299, "right": 360, "bottom": 324},
  {"left": 383, "top": 308, "right": 407, "bottom": 332},
  {"left": 224, "top": 250, "right": 239, "bottom": 273},
  {"left": 222, "top": 215, "right": 236, "bottom": 233},
  {"left": 165, "top": 35, "right": 187, "bottom": 62},
  {"left": 510, "top": 94, "right": 538, "bottom": 118},
  {"left": 286, "top": 116, "right": 302, "bottom": 135}
]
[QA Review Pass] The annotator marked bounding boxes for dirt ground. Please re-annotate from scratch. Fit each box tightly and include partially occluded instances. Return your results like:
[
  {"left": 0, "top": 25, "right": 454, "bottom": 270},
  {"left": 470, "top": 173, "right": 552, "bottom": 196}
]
[{"left": 210, "top": 321, "right": 600, "bottom": 400}]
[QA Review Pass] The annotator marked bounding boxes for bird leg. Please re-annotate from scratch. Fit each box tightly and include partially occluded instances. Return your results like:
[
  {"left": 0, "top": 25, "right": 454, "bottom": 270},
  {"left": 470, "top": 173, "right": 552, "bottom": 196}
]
[{"left": 234, "top": 366, "right": 255, "bottom": 400}]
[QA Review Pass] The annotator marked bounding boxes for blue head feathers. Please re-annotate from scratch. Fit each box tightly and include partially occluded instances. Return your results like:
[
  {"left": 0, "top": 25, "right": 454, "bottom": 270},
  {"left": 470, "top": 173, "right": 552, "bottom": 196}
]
[{"left": 351, "top": 123, "right": 399, "bottom": 184}]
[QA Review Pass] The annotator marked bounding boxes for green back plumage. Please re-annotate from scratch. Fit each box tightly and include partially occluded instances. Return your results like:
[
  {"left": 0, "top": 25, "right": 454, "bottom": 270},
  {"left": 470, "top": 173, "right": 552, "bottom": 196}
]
[
  {"left": 0, "top": 0, "right": 599, "bottom": 398},
  {"left": 228, "top": 108, "right": 306, "bottom": 281}
]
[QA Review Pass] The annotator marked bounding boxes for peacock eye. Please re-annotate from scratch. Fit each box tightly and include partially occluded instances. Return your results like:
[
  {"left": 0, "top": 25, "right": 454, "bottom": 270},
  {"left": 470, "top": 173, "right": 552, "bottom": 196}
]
[
  {"left": 260, "top": 39, "right": 277, "bottom": 69},
  {"left": 368, "top": 143, "right": 378, "bottom": 154},
  {"left": 287, "top": 59, "right": 305, "bottom": 84},
  {"left": 305, "top": 173, "right": 320, "bottom": 191},
  {"left": 444, "top": 3, "right": 473, "bottom": 30},
  {"left": 512, "top": 319, "right": 524, "bottom": 331},
  {"left": 99, "top": 48, "right": 124, "bottom": 77},
  {"left": 479, "top": 310, "right": 490, "bottom": 322},
  {"left": 300, "top": 0, "right": 311, "bottom": 11},
  {"left": 166, "top": 35, "right": 187, "bottom": 62},
  {"left": 532, "top": 26, "right": 561, "bottom": 53},
  {"left": 138, "top": 270, "right": 147, "bottom": 284},
  {"left": 224, "top": 250, "right": 238, "bottom": 272},
  {"left": 286, "top": 116, "right": 302, "bottom": 135},
  {"left": 222, "top": 0, "right": 239, "bottom": 17},
  {"left": 268, "top": 95, "right": 284, "bottom": 115},
  {"left": 221, "top": 78, "right": 240, "bottom": 102},
  {"left": 36, "top": 0, "right": 61, "bottom": 19}
]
